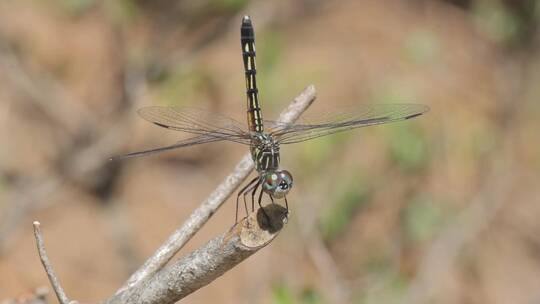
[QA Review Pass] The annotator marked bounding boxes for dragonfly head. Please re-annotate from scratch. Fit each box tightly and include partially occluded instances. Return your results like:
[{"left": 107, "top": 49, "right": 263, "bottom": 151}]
[{"left": 262, "top": 170, "right": 293, "bottom": 199}]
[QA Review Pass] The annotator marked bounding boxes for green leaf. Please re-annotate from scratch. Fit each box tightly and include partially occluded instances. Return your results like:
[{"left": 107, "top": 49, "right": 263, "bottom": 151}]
[
  {"left": 272, "top": 282, "right": 295, "bottom": 304},
  {"left": 300, "top": 287, "right": 324, "bottom": 304}
]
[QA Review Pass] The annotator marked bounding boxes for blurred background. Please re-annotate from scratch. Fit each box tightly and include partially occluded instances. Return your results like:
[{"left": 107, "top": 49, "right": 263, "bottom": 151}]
[{"left": 1, "top": 0, "right": 540, "bottom": 303}]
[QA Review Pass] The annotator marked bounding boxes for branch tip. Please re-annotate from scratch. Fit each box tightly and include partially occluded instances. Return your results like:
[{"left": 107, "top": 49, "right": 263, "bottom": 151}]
[{"left": 32, "top": 220, "right": 73, "bottom": 304}]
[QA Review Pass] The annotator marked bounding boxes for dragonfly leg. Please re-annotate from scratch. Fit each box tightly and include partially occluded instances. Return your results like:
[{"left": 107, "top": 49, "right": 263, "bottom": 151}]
[
  {"left": 236, "top": 177, "right": 259, "bottom": 223},
  {"left": 269, "top": 195, "right": 275, "bottom": 204},
  {"left": 251, "top": 179, "right": 261, "bottom": 212},
  {"left": 258, "top": 185, "right": 271, "bottom": 223},
  {"left": 284, "top": 195, "right": 289, "bottom": 215},
  {"left": 242, "top": 178, "right": 260, "bottom": 218}
]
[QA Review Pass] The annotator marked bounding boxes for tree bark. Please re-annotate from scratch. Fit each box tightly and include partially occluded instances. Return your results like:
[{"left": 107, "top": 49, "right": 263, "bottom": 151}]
[{"left": 107, "top": 205, "right": 288, "bottom": 304}]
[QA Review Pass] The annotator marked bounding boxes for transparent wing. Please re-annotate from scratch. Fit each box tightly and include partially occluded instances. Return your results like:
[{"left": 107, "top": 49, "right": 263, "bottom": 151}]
[
  {"left": 111, "top": 134, "right": 226, "bottom": 160},
  {"left": 111, "top": 106, "right": 254, "bottom": 160},
  {"left": 137, "top": 106, "right": 253, "bottom": 145},
  {"left": 269, "top": 104, "right": 429, "bottom": 144}
]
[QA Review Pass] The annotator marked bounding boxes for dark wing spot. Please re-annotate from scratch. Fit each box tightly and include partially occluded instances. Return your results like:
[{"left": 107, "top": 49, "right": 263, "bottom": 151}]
[
  {"left": 405, "top": 113, "right": 423, "bottom": 120},
  {"left": 153, "top": 122, "right": 170, "bottom": 128}
]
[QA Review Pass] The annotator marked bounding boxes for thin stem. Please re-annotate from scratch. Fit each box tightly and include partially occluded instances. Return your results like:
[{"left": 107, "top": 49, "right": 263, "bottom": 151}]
[{"left": 32, "top": 221, "right": 75, "bottom": 304}]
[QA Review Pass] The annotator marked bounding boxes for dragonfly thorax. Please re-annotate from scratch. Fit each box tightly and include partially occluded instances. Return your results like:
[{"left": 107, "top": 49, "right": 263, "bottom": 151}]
[{"left": 251, "top": 133, "right": 280, "bottom": 172}]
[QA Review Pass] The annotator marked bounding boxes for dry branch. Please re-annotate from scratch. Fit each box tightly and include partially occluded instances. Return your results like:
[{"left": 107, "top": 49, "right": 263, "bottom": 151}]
[
  {"left": 30, "top": 86, "right": 316, "bottom": 304},
  {"left": 32, "top": 221, "right": 76, "bottom": 304},
  {"left": 113, "top": 85, "right": 317, "bottom": 296},
  {"left": 108, "top": 205, "right": 288, "bottom": 304}
]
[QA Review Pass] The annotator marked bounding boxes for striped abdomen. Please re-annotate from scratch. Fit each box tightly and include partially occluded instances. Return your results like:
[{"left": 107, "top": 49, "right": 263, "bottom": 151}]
[{"left": 241, "top": 16, "right": 264, "bottom": 133}]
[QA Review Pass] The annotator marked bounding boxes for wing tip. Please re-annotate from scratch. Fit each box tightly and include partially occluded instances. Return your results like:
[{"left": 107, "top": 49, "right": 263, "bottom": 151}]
[
  {"left": 405, "top": 105, "right": 430, "bottom": 120},
  {"left": 405, "top": 112, "right": 424, "bottom": 120},
  {"left": 153, "top": 122, "right": 169, "bottom": 128}
]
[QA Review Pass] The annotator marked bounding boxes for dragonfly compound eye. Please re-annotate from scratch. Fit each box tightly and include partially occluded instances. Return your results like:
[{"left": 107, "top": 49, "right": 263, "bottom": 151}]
[
  {"left": 262, "top": 170, "right": 293, "bottom": 199},
  {"left": 278, "top": 170, "right": 293, "bottom": 187},
  {"left": 262, "top": 173, "right": 279, "bottom": 190}
]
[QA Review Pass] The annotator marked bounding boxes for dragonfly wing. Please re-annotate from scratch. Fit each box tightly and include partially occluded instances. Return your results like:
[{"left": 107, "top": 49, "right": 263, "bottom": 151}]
[
  {"left": 111, "top": 134, "right": 227, "bottom": 160},
  {"left": 138, "top": 106, "right": 253, "bottom": 145},
  {"left": 270, "top": 104, "right": 429, "bottom": 144}
]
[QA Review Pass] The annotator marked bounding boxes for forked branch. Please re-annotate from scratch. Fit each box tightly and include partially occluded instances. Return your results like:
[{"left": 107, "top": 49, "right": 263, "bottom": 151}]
[
  {"left": 31, "top": 86, "right": 317, "bottom": 304},
  {"left": 113, "top": 85, "right": 317, "bottom": 297}
]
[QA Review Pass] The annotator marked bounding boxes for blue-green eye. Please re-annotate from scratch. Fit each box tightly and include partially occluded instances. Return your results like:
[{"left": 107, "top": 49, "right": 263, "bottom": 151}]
[
  {"left": 262, "top": 170, "right": 293, "bottom": 199},
  {"left": 279, "top": 170, "right": 293, "bottom": 186},
  {"left": 263, "top": 173, "right": 279, "bottom": 190}
]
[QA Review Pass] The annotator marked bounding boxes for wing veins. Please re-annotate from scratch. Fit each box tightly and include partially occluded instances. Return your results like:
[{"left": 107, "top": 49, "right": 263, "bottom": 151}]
[
  {"left": 270, "top": 104, "right": 429, "bottom": 144},
  {"left": 138, "top": 106, "right": 253, "bottom": 145},
  {"left": 111, "top": 134, "right": 225, "bottom": 160}
]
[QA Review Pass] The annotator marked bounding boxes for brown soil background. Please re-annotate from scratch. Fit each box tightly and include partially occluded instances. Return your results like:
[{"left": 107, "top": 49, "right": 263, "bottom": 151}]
[{"left": 1, "top": 0, "right": 539, "bottom": 303}]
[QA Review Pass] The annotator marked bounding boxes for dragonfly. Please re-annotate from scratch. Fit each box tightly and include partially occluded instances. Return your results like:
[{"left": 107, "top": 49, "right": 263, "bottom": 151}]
[{"left": 115, "top": 16, "right": 429, "bottom": 223}]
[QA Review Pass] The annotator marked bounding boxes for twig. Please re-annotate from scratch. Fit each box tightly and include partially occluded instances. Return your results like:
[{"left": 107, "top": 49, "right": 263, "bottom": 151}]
[
  {"left": 108, "top": 204, "right": 288, "bottom": 304},
  {"left": 32, "top": 221, "right": 76, "bottom": 304},
  {"left": 113, "top": 85, "right": 317, "bottom": 296}
]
